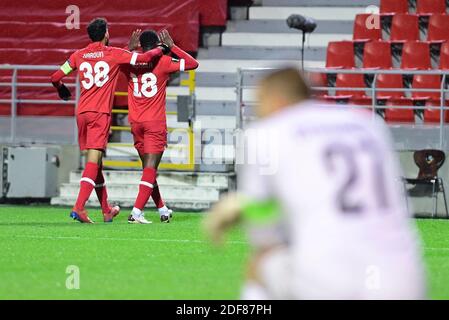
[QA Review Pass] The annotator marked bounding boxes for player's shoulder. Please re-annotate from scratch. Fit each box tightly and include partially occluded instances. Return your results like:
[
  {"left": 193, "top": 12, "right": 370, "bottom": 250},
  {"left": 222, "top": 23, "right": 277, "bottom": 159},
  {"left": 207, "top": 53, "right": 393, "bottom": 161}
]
[{"left": 106, "top": 46, "right": 131, "bottom": 55}]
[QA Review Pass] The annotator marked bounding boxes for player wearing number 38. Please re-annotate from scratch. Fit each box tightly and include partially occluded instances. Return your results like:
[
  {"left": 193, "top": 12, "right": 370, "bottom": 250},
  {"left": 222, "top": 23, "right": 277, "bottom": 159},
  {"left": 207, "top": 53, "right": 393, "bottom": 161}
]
[
  {"left": 204, "top": 68, "right": 426, "bottom": 300},
  {"left": 50, "top": 18, "right": 166, "bottom": 223}
]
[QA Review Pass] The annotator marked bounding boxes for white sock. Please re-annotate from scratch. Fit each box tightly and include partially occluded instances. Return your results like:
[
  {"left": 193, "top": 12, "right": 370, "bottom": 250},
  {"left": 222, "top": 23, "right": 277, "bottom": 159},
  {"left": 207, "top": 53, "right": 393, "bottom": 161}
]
[
  {"left": 158, "top": 205, "right": 169, "bottom": 215},
  {"left": 132, "top": 207, "right": 142, "bottom": 218}
]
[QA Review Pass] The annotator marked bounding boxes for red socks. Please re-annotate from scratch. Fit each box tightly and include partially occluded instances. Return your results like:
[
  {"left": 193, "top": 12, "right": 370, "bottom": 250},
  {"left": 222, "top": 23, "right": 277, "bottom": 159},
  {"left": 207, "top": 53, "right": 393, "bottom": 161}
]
[
  {"left": 94, "top": 167, "right": 110, "bottom": 213},
  {"left": 151, "top": 180, "right": 165, "bottom": 209},
  {"left": 74, "top": 162, "right": 99, "bottom": 211},
  {"left": 134, "top": 167, "right": 157, "bottom": 210}
]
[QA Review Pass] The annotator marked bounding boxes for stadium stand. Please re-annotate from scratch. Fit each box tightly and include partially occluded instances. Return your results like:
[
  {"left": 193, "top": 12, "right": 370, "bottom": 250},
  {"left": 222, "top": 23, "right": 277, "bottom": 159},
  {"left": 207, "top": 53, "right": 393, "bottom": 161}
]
[
  {"left": 416, "top": 0, "right": 447, "bottom": 16},
  {"left": 389, "top": 14, "right": 420, "bottom": 43},
  {"left": 362, "top": 41, "right": 392, "bottom": 69},
  {"left": 411, "top": 74, "right": 442, "bottom": 101},
  {"left": 375, "top": 74, "right": 404, "bottom": 100},
  {"left": 427, "top": 14, "right": 449, "bottom": 43},
  {"left": 353, "top": 14, "right": 382, "bottom": 43},
  {"left": 385, "top": 98, "right": 415, "bottom": 123},
  {"left": 380, "top": 0, "right": 409, "bottom": 15},
  {"left": 400, "top": 41, "right": 432, "bottom": 70},
  {"left": 325, "top": 41, "right": 355, "bottom": 69}
]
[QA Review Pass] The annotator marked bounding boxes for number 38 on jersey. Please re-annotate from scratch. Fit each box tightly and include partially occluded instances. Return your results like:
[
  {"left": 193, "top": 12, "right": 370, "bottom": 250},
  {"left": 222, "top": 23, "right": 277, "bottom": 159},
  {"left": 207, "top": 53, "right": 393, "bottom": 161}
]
[{"left": 79, "top": 61, "right": 110, "bottom": 90}]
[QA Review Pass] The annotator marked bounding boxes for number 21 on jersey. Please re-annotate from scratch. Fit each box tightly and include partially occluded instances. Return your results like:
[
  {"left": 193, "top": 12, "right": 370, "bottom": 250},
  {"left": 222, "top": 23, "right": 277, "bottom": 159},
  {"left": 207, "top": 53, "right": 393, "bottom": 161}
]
[{"left": 131, "top": 72, "right": 158, "bottom": 98}]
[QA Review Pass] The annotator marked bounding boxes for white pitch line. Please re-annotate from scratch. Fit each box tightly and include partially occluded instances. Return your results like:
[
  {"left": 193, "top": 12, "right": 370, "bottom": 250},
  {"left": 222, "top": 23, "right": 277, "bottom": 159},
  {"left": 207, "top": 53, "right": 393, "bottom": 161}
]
[
  {"left": 0, "top": 234, "right": 247, "bottom": 245},
  {"left": 423, "top": 247, "right": 449, "bottom": 251}
]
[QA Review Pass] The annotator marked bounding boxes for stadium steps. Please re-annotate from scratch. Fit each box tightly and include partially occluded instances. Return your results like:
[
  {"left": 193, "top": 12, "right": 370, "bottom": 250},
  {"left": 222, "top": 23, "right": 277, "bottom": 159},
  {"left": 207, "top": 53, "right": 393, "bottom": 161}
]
[
  {"left": 194, "top": 2, "right": 368, "bottom": 108},
  {"left": 51, "top": 171, "right": 235, "bottom": 210}
]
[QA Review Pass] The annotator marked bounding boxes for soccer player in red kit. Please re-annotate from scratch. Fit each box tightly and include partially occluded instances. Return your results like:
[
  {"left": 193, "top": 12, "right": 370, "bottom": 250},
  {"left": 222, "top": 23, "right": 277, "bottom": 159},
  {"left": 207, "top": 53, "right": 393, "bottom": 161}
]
[
  {"left": 123, "top": 29, "right": 199, "bottom": 224},
  {"left": 50, "top": 18, "right": 169, "bottom": 223}
]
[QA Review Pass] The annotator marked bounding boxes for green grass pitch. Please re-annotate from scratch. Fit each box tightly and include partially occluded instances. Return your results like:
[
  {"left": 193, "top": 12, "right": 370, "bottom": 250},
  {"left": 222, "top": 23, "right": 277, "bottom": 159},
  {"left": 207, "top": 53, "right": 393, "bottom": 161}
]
[{"left": 1, "top": 205, "right": 449, "bottom": 299}]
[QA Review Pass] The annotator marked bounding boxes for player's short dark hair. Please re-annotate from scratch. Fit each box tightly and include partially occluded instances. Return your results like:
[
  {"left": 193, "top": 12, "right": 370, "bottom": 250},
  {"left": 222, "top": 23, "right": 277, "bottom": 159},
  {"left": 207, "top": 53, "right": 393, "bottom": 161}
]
[
  {"left": 261, "top": 67, "right": 311, "bottom": 100},
  {"left": 87, "top": 18, "right": 108, "bottom": 42},
  {"left": 140, "top": 30, "right": 159, "bottom": 50}
]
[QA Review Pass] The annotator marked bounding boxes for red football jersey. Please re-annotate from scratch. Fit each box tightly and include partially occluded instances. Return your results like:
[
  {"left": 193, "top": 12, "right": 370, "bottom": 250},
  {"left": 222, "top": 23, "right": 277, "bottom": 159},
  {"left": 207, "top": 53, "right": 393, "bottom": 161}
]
[
  {"left": 64, "top": 42, "right": 148, "bottom": 114},
  {"left": 124, "top": 55, "right": 184, "bottom": 126}
]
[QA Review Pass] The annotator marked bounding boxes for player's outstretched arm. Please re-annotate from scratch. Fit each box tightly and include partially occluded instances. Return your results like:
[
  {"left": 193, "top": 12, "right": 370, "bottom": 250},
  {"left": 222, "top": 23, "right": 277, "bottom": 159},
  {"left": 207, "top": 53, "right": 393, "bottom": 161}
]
[
  {"left": 122, "top": 46, "right": 166, "bottom": 66},
  {"left": 159, "top": 29, "right": 199, "bottom": 70}
]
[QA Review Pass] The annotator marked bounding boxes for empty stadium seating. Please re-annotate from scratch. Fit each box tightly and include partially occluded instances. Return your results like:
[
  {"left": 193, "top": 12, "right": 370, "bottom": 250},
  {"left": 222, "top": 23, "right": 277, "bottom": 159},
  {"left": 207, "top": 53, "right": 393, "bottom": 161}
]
[
  {"left": 427, "top": 14, "right": 449, "bottom": 43},
  {"left": 380, "top": 0, "right": 409, "bottom": 15},
  {"left": 326, "top": 73, "right": 367, "bottom": 100},
  {"left": 385, "top": 98, "right": 415, "bottom": 123},
  {"left": 439, "top": 42, "right": 449, "bottom": 69},
  {"left": 375, "top": 74, "right": 404, "bottom": 100},
  {"left": 411, "top": 74, "right": 442, "bottom": 101},
  {"left": 363, "top": 41, "right": 392, "bottom": 69},
  {"left": 353, "top": 14, "right": 382, "bottom": 43},
  {"left": 325, "top": 41, "right": 355, "bottom": 69},
  {"left": 416, "top": 0, "right": 447, "bottom": 16},
  {"left": 390, "top": 14, "right": 420, "bottom": 43},
  {"left": 423, "top": 100, "right": 449, "bottom": 123},
  {"left": 400, "top": 41, "right": 432, "bottom": 70},
  {"left": 310, "top": 0, "right": 449, "bottom": 126}
]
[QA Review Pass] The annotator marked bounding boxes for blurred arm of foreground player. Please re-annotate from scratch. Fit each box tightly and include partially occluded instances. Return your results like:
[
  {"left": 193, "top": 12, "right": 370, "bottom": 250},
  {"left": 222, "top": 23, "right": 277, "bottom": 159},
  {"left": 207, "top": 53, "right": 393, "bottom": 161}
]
[{"left": 204, "top": 67, "right": 311, "bottom": 296}]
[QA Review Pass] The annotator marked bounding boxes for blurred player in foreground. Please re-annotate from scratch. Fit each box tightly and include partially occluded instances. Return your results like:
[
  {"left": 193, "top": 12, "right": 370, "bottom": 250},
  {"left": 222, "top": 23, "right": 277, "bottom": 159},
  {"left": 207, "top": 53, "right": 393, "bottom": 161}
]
[
  {"left": 123, "top": 29, "right": 199, "bottom": 224},
  {"left": 51, "top": 18, "right": 168, "bottom": 223},
  {"left": 204, "top": 68, "right": 426, "bottom": 299}
]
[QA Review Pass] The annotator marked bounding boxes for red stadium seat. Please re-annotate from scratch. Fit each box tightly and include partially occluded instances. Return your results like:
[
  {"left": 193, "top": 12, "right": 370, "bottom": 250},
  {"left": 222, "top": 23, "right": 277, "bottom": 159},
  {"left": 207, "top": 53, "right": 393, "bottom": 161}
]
[
  {"left": 325, "top": 73, "right": 368, "bottom": 100},
  {"left": 325, "top": 41, "right": 355, "bottom": 69},
  {"left": 380, "top": 0, "right": 409, "bottom": 15},
  {"left": 411, "top": 75, "right": 442, "bottom": 101},
  {"left": 390, "top": 14, "right": 420, "bottom": 43},
  {"left": 385, "top": 98, "right": 415, "bottom": 123},
  {"left": 423, "top": 100, "right": 449, "bottom": 123},
  {"left": 439, "top": 41, "right": 449, "bottom": 69},
  {"left": 309, "top": 72, "right": 328, "bottom": 98},
  {"left": 375, "top": 74, "right": 405, "bottom": 100},
  {"left": 416, "top": 0, "right": 447, "bottom": 16},
  {"left": 353, "top": 14, "right": 382, "bottom": 42},
  {"left": 363, "top": 41, "right": 392, "bottom": 69},
  {"left": 427, "top": 14, "right": 449, "bottom": 42},
  {"left": 401, "top": 41, "right": 432, "bottom": 70}
]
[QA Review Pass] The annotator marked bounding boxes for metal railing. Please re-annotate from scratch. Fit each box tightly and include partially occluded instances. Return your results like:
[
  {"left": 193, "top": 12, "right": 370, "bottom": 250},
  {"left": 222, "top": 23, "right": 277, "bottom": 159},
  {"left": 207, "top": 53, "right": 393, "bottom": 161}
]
[
  {"left": 236, "top": 67, "right": 449, "bottom": 150},
  {"left": 104, "top": 70, "right": 197, "bottom": 171},
  {"left": 0, "top": 64, "right": 79, "bottom": 144}
]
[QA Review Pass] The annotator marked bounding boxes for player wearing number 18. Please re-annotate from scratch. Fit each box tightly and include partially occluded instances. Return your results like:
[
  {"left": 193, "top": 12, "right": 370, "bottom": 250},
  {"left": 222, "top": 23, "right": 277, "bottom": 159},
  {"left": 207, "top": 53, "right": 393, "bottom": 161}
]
[
  {"left": 123, "top": 29, "right": 199, "bottom": 224},
  {"left": 50, "top": 18, "right": 167, "bottom": 223}
]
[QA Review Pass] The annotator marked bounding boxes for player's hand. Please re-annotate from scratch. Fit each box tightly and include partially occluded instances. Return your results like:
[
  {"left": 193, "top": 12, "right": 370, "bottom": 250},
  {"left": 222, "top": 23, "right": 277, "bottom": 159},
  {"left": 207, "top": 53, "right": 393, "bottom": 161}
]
[
  {"left": 157, "top": 44, "right": 171, "bottom": 55},
  {"left": 158, "top": 29, "right": 174, "bottom": 49},
  {"left": 203, "top": 193, "right": 243, "bottom": 246},
  {"left": 128, "top": 29, "right": 142, "bottom": 51},
  {"left": 57, "top": 83, "right": 71, "bottom": 101}
]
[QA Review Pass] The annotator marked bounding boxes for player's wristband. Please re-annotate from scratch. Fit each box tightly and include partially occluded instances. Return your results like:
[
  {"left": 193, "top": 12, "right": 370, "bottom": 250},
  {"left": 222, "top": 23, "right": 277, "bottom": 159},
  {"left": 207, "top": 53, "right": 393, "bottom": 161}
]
[{"left": 158, "top": 44, "right": 171, "bottom": 55}]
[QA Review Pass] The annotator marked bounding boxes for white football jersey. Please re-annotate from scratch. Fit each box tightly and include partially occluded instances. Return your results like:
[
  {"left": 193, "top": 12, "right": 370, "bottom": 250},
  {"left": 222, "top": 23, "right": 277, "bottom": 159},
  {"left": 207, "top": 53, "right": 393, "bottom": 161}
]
[{"left": 238, "top": 101, "right": 426, "bottom": 299}]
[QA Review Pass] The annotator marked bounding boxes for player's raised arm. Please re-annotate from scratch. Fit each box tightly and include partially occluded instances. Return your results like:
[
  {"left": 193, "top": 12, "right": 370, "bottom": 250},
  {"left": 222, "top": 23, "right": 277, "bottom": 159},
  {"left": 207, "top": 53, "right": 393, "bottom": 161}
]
[
  {"left": 159, "top": 29, "right": 199, "bottom": 71},
  {"left": 115, "top": 44, "right": 168, "bottom": 66},
  {"left": 50, "top": 54, "right": 76, "bottom": 101}
]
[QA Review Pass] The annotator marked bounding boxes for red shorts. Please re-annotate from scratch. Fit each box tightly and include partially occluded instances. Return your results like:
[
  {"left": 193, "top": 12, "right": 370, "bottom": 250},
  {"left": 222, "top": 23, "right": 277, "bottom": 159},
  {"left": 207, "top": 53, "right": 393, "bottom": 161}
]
[
  {"left": 76, "top": 112, "right": 111, "bottom": 151},
  {"left": 131, "top": 121, "right": 167, "bottom": 155}
]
